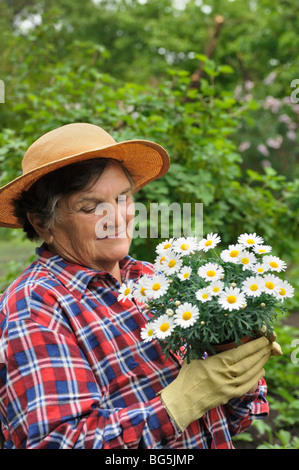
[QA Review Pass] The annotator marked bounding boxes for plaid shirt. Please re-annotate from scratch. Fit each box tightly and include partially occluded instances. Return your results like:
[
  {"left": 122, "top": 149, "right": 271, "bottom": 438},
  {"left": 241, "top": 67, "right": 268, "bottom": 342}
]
[{"left": 0, "top": 244, "right": 269, "bottom": 449}]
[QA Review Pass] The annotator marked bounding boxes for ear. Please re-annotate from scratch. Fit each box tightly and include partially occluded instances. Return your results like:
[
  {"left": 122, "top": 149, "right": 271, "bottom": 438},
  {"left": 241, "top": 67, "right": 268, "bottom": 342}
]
[{"left": 27, "top": 213, "right": 54, "bottom": 245}]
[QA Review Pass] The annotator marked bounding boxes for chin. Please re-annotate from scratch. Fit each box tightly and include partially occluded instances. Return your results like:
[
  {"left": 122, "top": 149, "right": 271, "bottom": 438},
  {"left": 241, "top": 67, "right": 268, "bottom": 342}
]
[{"left": 100, "top": 237, "right": 131, "bottom": 258}]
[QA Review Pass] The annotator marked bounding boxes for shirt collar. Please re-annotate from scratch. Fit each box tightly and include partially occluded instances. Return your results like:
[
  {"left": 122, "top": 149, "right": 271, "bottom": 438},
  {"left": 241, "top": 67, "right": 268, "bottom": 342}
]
[{"left": 35, "top": 244, "right": 149, "bottom": 300}]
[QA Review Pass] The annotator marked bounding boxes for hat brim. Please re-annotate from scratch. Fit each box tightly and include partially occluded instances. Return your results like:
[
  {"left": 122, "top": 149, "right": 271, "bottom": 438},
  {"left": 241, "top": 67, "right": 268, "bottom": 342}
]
[{"left": 0, "top": 139, "right": 170, "bottom": 228}]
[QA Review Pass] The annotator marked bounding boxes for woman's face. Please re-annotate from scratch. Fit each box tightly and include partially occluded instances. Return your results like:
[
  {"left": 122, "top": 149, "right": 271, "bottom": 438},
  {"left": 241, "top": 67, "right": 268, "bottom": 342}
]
[{"left": 45, "top": 161, "right": 135, "bottom": 276}]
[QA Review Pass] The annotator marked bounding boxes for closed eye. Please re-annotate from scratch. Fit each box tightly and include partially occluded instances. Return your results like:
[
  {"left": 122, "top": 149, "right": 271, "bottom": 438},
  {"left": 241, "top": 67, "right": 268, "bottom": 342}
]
[{"left": 81, "top": 206, "right": 97, "bottom": 213}]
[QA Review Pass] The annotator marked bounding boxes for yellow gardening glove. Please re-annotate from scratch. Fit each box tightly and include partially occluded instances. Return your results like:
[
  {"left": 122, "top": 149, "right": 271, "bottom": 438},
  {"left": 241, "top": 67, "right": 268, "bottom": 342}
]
[{"left": 160, "top": 336, "right": 272, "bottom": 432}]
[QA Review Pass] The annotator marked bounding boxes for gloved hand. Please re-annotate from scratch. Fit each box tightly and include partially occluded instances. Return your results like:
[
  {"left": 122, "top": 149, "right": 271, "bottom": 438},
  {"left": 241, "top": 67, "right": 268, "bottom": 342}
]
[{"left": 160, "top": 336, "right": 272, "bottom": 432}]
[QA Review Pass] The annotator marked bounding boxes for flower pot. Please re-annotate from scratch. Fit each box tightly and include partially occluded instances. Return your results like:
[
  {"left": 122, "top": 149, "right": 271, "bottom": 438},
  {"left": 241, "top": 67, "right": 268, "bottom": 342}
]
[{"left": 208, "top": 335, "right": 252, "bottom": 355}]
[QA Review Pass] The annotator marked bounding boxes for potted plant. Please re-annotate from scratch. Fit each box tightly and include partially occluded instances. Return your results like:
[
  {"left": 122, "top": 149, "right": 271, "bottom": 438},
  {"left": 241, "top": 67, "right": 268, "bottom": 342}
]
[{"left": 118, "top": 233, "right": 294, "bottom": 362}]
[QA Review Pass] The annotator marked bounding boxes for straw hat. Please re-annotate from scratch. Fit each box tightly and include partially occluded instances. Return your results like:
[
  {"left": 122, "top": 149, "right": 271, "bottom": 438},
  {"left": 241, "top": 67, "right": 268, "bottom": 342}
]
[{"left": 0, "top": 122, "right": 170, "bottom": 228}]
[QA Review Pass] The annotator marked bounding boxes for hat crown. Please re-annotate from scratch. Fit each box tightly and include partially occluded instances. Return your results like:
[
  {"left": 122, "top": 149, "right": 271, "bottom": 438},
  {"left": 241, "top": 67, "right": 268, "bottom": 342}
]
[{"left": 22, "top": 123, "right": 116, "bottom": 174}]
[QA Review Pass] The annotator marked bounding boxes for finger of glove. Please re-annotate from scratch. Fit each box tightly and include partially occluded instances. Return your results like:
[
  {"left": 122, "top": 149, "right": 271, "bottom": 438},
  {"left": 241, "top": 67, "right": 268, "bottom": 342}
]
[
  {"left": 192, "top": 365, "right": 266, "bottom": 415},
  {"left": 234, "top": 367, "right": 266, "bottom": 399},
  {"left": 255, "top": 326, "right": 277, "bottom": 342},
  {"left": 271, "top": 341, "right": 283, "bottom": 356},
  {"left": 229, "top": 347, "right": 271, "bottom": 383},
  {"left": 218, "top": 336, "right": 270, "bottom": 365}
]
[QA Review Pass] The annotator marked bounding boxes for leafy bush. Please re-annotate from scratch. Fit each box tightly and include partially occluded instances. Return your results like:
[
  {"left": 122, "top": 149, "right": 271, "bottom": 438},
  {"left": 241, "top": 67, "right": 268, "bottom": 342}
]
[{"left": 0, "top": 13, "right": 298, "bottom": 448}]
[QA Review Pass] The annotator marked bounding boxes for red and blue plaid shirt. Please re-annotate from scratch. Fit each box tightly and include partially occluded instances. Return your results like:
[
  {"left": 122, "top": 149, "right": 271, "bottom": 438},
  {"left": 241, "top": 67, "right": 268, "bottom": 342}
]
[{"left": 0, "top": 244, "right": 269, "bottom": 449}]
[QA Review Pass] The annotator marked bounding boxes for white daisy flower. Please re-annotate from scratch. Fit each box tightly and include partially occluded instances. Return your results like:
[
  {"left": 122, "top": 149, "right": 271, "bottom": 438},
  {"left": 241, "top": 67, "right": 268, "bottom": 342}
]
[
  {"left": 172, "top": 237, "right": 198, "bottom": 256},
  {"left": 197, "top": 233, "right": 221, "bottom": 252},
  {"left": 261, "top": 274, "right": 282, "bottom": 295},
  {"left": 159, "top": 250, "right": 183, "bottom": 275},
  {"left": 220, "top": 244, "right": 243, "bottom": 264},
  {"left": 140, "top": 323, "right": 155, "bottom": 342},
  {"left": 117, "top": 280, "right": 135, "bottom": 302},
  {"left": 250, "top": 263, "right": 269, "bottom": 275},
  {"left": 242, "top": 276, "right": 264, "bottom": 297},
  {"left": 253, "top": 245, "right": 272, "bottom": 255},
  {"left": 237, "top": 233, "right": 264, "bottom": 248},
  {"left": 197, "top": 262, "right": 224, "bottom": 281},
  {"left": 196, "top": 288, "right": 212, "bottom": 303},
  {"left": 238, "top": 251, "right": 257, "bottom": 270},
  {"left": 274, "top": 280, "right": 294, "bottom": 302},
  {"left": 132, "top": 276, "right": 151, "bottom": 303},
  {"left": 155, "top": 238, "right": 174, "bottom": 254},
  {"left": 177, "top": 266, "right": 192, "bottom": 281},
  {"left": 174, "top": 302, "right": 200, "bottom": 328},
  {"left": 154, "top": 253, "right": 168, "bottom": 270},
  {"left": 262, "top": 255, "right": 287, "bottom": 273},
  {"left": 218, "top": 287, "right": 247, "bottom": 312},
  {"left": 153, "top": 315, "right": 175, "bottom": 339},
  {"left": 207, "top": 280, "right": 224, "bottom": 296},
  {"left": 146, "top": 274, "right": 170, "bottom": 299}
]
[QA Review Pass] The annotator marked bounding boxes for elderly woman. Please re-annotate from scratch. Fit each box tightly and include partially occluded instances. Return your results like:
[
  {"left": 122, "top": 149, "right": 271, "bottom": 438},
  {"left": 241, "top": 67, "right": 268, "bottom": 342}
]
[{"left": 0, "top": 123, "right": 277, "bottom": 449}]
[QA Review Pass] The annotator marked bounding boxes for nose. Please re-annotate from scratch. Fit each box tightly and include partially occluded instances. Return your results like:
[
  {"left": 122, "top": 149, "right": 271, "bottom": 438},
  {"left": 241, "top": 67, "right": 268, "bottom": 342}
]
[{"left": 94, "top": 200, "right": 127, "bottom": 239}]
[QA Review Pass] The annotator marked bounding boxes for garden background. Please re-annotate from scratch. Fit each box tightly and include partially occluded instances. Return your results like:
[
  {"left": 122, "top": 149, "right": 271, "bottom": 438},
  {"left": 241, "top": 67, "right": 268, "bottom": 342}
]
[{"left": 0, "top": 0, "right": 298, "bottom": 449}]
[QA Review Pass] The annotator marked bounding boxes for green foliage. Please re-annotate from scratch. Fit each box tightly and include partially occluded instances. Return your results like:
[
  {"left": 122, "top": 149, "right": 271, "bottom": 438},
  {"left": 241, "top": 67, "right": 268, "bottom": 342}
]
[
  {"left": 0, "top": 0, "right": 298, "bottom": 448},
  {"left": 1, "top": 0, "right": 298, "bottom": 178},
  {"left": 258, "top": 431, "right": 299, "bottom": 450},
  {"left": 232, "top": 321, "right": 299, "bottom": 449}
]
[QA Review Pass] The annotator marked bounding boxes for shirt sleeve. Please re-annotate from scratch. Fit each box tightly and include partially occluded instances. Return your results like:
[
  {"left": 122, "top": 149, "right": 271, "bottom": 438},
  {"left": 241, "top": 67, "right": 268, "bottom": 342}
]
[
  {"left": 223, "top": 378, "right": 269, "bottom": 438},
  {"left": 0, "top": 294, "right": 177, "bottom": 449}
]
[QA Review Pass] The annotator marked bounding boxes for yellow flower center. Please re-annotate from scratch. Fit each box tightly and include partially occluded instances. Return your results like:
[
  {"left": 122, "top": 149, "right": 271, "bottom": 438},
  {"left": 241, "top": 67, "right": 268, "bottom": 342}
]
[
  {"left": 164, "top": 243, "right": 172, "bottom": 250},
  {"left": 182, "top": 311, "right": 192, "bottom": 321},
  {"left": 258, "top": 249, "right": 266, "bottom": 253},
  {"left": 180, "top": 243, "right": 189, "bottom": 251},
  {"left": 230, "top": 250, "right": 239, "bottom": 257},
  {"left": 257, "top": 267, "right": 264, "bottom": 273},
  {"left": 205, "top": 240, "right": 213, "bottom": 246},
  {"left": 202, "top": 293, "right": 209, "bottom": 299},
  {"left": 227, "top": 295, "right": 237, "bottom": 304},
  {"left": 269, "top": 261, "right": 278, "bottom": 268},
  {"left": 241, "top": 257, "right": 249, "bottom": 264},
  {"left": 279, "top": 288, "right": 286, "bottom": 296},
  {"left": 168, "top": 260, "right": 176, "bottom": 268},
  {"left": 159, "top": 256, "right": 165, "bottom": 264},
  {"left": 183, "top": 272, "right": 190, "bottom": 278},
  {"left": 206, "top": 270, "right": 216, "bottom": 277},
  {"left": 265, "top": 281, "right": 275, "bottom": 290},
  {"left": 124, "top": 288, "right": 131, "bottom": 296},
  {"left": 213, "top": 287, "right": 220, "bottom": 293},
  {"left": 250, "top": 284, "right": 258, "bottom": 291},
  {"left": 160, "top": 323, "right": 170, "bottom": 332},
  {"left": 147, "top": 329, "right": 154, "bottom": 337},
  {"left": 140, "top": 287, "right": 146, "bottom": 296},
  {"left": 152, "top": 283, "right": 161, "bottom": 291},
  {"left": 246, "top": 239, "right": 255, "bottom": 244}
]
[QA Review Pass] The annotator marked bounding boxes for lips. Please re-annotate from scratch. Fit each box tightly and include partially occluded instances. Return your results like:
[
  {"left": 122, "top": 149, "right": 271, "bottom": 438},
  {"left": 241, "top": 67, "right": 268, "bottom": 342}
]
[{"left": 97, "top": 231, "right": 127, "bottom": 240}]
